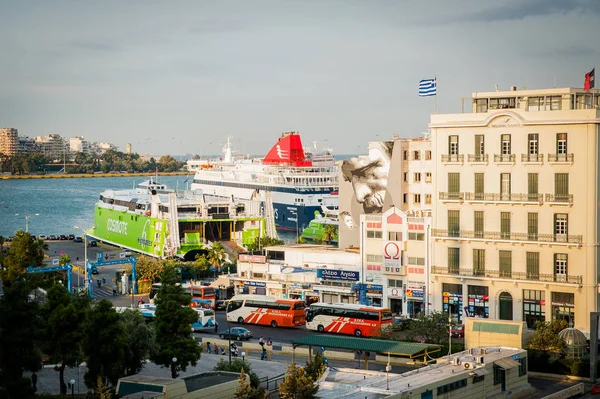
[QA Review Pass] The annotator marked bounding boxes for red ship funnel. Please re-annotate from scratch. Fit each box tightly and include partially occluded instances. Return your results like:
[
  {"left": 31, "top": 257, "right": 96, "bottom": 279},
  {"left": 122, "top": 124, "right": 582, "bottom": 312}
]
[{"left": 262, "top": 132, "right": 312, "bottom": 166}]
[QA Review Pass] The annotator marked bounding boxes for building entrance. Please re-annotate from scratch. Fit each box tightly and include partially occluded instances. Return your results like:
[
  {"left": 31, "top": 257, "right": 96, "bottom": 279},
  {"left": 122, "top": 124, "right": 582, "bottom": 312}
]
[{"left": 499, "top": 292, "right": 513, "bottom": 320}]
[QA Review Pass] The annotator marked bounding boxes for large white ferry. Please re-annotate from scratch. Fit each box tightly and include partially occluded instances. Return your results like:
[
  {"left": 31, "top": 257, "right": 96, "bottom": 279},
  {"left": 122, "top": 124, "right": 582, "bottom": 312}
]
[{"left": 188, "top": 132, "right": 339, "bottom": 232}]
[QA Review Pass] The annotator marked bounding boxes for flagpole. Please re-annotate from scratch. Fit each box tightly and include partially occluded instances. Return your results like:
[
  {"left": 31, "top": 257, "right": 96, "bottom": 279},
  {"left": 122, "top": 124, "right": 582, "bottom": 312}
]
[{"left": 434, "top": 76, "right": 438, "bottom": 114}]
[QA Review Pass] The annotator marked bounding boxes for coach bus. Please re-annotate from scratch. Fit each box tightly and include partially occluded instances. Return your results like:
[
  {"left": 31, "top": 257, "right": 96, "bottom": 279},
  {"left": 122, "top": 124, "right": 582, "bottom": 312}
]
[
  {"left": 226, "top": 295, "right": 306, "bottom": 328},
  {"left": 149, "top": 283, "right": 217, "bottom": 309},
  {"left": 306, "top": 303, "right": 393, "bottom": 337}
]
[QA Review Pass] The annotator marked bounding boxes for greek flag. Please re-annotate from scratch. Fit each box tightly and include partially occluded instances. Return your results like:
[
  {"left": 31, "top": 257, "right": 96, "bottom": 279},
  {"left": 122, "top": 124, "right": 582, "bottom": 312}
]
[{"left": 419, "top": 78, "right": 437, "bottom": 97}]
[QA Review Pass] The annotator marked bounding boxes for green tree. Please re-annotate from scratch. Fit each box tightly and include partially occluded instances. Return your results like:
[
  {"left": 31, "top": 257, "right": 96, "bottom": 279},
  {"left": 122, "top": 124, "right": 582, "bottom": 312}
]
[
  {"left": 245, "top": 236, "right": 284, "bottom": 252},
  {"left": 120, "top": 309, "right": 156, "bottom": 375},
  {"left": 59, "top": 253, "right": 71, "bottom": 266},
  {"left": 0, "top": 280, "right": 42, "bottom": 399},
  {"left": 158, "top": 155, "right": 184, "bottom": 172},
  {"left": 278, "top": 361, "right": 318, "bottom": 399},
  {"left": 96, "top": 375, "right": 113, "bottom": 399},
  {"left": 208, "top": 243, "right": 226, "bottom": 275},
  {"left": 213, "top": 359, "right": 263, "bottom": 393},
  {"left": 151, "top": 267, "right": 201, "bottom": 378},
  {"left": 304, "top": 352, "right": 326, "bottom": 381},
  {"left": 386, "top": 311, "right": 452, "bottom": 346},
  {"left": 82, "top": 300, "right": 128, "bottom": 387},
  {"left": 0, "top": 231, "right": 47, "bottom": 286},
  {"left": 234, "top": 369, "right": 254, "bottom": 399},
  {"left": 322, "top": 224, "right": 338, "bottom": 245},
  {"left": 123, "top": 256, "right": 163, "bottom": 292},
  {"left": 528, "top": 319, "right": 568, "bottom": 353},
  {"left": 193, "top": 254, "right": 211, "bottom": 279},
  {"left": 41, "top": 285, "right": 90, "bottom": 394}
]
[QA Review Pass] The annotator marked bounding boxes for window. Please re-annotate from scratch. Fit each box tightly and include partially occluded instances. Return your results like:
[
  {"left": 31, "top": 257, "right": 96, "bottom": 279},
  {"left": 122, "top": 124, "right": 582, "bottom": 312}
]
[
  {"left": 448, "top": 248, "right": 460, "bottom": 274},
  {"left": 501, "top": 212, "right": 511, "bottom": 239},
  {"left": 528, "top": 173, "right": 538, "bottom": 201},
  {"left": 408, "top": 232, "right": 425, "bottom": 241},
  {"left": 476, "top": 98, "right": 488, "bottom": 113},
  {"left": 448, "top": 173, "right": 460, "bottom": 194},
  {"left": 388, "top": 279, "right": 402, "bottom": 288},
  {"left": 526, "top": 252, "right": 539, "bottom": 280},
  {"left": 523, "top": 289, "right": 545, "bottom": 328},
  {"left": 367, "top": 254, "right": 383, "bottom": 262},
  {"left": 499, "top": 250, "right": 512, "bottom": 278},
  {"left": 493, "top": 365, "right": 505, "bottom": 390},
  {"left": 501, "top": 134, "right": 511, "bottom": 155},
  {"left": 500, "top": 173, "right": 511, "bottom": 198},
  {"left": 551, "top": 292, "right": 574, "bottom": 325},
  {"left": 414, "top": 194, "right": 421, "bottom": 203},
  {"left": 490, "top": 97, "right": 516, "bottom": 109},
  {"left": 555, "top": 173, "right": 569, "bottom": 201},
  {"left": 528, "top": 133, "right": 539, "bottom": 155},
  {"left": 473, "top": 249, "right": 485, "bottom": 276},
  {"left": 475, "top": 135, "right": 485, "bottom": 155},
  {"left": 437, "top": 379, "right": 467, "bottom": 395},
  {"left": 413, "top": 150, "right": 420, "bottom": 160},
  {"left": 554, "top": 254, "right": 568, "bottom": 279},
  {"left": 408, "top": 257, "right": 425, "bottom": 265},
  {"left": 474, "top": 211, "right": 484, "bottom": 238},
  {"left": 528, "top": 96, "right": 543, "bottom": 111},
  {"left": 557, "top": 133, "right": 567, "bottom": 154},
  {"left": 554, "top": 214, "right": 568, "bottom": 237},
  {"left": 528, "top": 213, "right": 538, "bottom": 241},
  {"left": 403, "top": 193, "right": 407, "bottom": 203},
  {"left": 414, "top": 172, "right": 421, "bottom": 182},
  {"left": 403, "top": 172, "right": 408, "bottom": 182},
  {"left": 388, "top": 231, "right": 402, "bottom": 241},
  {"left": 473, "top": 375, "right": 485, "bottom": 383},
  {"left": 519, "top": 357, "right": 527, "bottom": 376},
  {"left": 448, "top": 210, "right": 460, "bottom": 237},
  {"left": 425, "top": 194, "right": 432, "bottom": 204},
  {"left": 403, "top": 150, "right": 408, "bottom": 161},
  {"left": 366, "top": 230, "right": 382, "bottom": 239},
  {"left": 549, "top": 96, "right": 562, "bottom": 110},
  {"left": 425, "top": 172, "right": 432, "bottom": 183},
  {"left": 474, "top": 173, "right": 484, "bottom": 200},
  {"left": 449, "top": 135, "right": 459, "bottom": 155},
  {"left": 425, "top": 150, "right": 431, "bottom": 160}
]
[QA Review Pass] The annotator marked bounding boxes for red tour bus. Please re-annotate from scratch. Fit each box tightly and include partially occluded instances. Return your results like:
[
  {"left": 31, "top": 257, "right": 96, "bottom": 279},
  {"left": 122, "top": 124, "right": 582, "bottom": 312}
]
[
  {"left": 149, "top": 283, "right": 217, "bottom": 309},
  {"left": 306, "top": 302, "right": 393, "bottom": 337},
  {"left": 226, "top": 295, "right": 306, "bottom": 327}
]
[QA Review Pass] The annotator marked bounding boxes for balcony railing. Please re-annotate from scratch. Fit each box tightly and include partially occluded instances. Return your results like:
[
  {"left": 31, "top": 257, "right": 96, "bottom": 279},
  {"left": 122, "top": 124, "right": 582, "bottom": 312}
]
[
  {"left": 432, "top": 228, "right": 583, "bottom": 244},
  {"left": 548, "top": 153, "right": 574, "bottom": 163},
  {"left": 432, "top": 266, "right": 582, "bottom": 285},
  {"left": 544, "top": 194, "right": 573, "bottom": 204},
  {"left": 441, "top": 154, "right": 464, "bottom": 163},
  {"left": 439, "top": 192, "right": 464, "bottom": 201},
  {"left": 467, "top": 154, "right": 488, "bottom": 163},
  {"left": 494, "top": 154, "right": 516, "bottom": 163},
  {"left": 521, "top": 154, "right": 544, "bottom": 163},
  {"left": 464, "top": 192, "right": 543, "bottom": 203}
]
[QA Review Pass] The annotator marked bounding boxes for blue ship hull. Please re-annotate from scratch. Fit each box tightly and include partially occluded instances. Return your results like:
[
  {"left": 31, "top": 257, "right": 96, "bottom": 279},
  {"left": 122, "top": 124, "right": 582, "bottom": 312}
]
[{"left": 273, "top": 203, "right": 319, "bottom": 232}]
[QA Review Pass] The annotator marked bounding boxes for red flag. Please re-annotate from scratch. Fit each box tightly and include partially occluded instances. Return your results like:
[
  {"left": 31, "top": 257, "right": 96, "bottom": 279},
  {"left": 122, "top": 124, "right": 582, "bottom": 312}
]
[{"left": 584, "top": 68, "right": 595, "bottom": 90}]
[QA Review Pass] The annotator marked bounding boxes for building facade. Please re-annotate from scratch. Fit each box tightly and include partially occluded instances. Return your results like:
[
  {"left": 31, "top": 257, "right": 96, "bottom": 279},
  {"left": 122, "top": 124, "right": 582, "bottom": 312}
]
[
  {"left": 69, "top": 136, "right": 90, "bottom": 153},
  {"left": 0, "top": 128, "right": 18, "bottom": 156},
  {"left": 35, "top": 134, "right": 68, "bottom": 160},
  {"left": 430, "top": 87, "right": 600, "bottom": 334}
]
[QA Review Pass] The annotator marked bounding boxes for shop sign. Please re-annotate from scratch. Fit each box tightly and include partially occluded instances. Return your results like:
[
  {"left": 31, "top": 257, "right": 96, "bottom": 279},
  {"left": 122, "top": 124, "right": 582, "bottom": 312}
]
[
  {"left": 383, "top": 241, "right": 402, "bottom": 269},
  {"left": 388, "top": 288, "right": 402, "bottom": 297},
  {"left": 239, "top": 254, "right": 266, "bottom": 263},
  {"left": 551, "top": 301, "right": 575, "bottom": 308},
  {"left": 317, "top": 269, "right": 359, "bottom": 281},
  {"left": 288, "top": 283, "right": 312, "bottom": 289},
  {"left": 244, "top": 281, "right": 266, "bottom": 287},
  {"left": 406, "top": 289, "right": 424, "bottom": 298},
  {"left": 353, "top": 283, "right": 383, "bottom": 293}
]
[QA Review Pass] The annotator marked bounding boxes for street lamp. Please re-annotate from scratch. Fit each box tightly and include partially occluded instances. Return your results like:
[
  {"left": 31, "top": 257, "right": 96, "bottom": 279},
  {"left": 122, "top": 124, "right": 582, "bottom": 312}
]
[
  {"left": 15, "top": 213, "right": 39, "bottom": 233},
  {"left": 291, "top": 210, "right": 299, "bottom": 243},
  {"left": 241, "top": 351, "right": 246, "bottom": 362},
  {"left": 73, "top": 225, "right": 92, "bottom": 295},
  {"left": 69, "top": 378, "right": 75, "bottom": 398},
  {"left": 171, "top": 356, "right": 178, "bottom": 379}
]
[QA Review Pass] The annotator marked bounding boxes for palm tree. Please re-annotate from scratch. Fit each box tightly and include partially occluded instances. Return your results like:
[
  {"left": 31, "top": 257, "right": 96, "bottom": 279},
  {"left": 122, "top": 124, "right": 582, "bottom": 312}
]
[
  {"left": 208, "top": 243, "right": 226, "bottom": 277},
  {"left": 322, "top": 224, "right": 338, "bottom": 245}
]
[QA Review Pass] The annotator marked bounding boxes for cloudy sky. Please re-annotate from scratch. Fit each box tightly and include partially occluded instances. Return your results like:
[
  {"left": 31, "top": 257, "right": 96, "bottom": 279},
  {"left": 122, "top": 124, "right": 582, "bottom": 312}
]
[{"left": 0, "top": 0, "right": 598, "bottom": 156}]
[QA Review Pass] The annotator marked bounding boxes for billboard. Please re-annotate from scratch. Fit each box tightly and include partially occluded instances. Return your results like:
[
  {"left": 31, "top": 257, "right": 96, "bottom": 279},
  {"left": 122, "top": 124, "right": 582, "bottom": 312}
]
[{"left": 317, "top": 269, "right": 359, "bottom": 281}]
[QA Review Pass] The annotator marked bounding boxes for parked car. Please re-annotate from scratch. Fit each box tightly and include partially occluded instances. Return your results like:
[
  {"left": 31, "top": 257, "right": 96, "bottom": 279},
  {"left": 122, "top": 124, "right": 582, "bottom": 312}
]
[
  {"left": 216, "top": 300, "right": 227, "bottom": 311},
  {"left": 59, "top": 234, "right": 68, "bottom": 240},
  {"left": 49, "top": 235, "right": 57, "bottom": 240},
  {"left": 451, "top": 324, "right": 465, "bottom": 339},
  {"left": 68, "top": 234, "right": 75, "bottom": 240},
  {"left": 38, "top": 234, "right": 47, "bottom": 240},
  {"left": 89, "top": 240, "right": 98, "bottom": 247},
  {"left": 219, "top": 327, "right": 253, "bottom": 341},
  {"left": 74, "top": 236, "right": 83, "bottom": 243},
  {"left": 91, "top": 266, "right": 99, "bottom": 275}
]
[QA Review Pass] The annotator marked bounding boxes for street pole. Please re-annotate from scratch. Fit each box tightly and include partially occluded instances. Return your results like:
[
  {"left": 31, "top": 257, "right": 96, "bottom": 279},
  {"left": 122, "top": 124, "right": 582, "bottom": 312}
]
[
  {"left": 227, "top": 322, "right": 232, "bottom": 366},
  {"left": 74, "top": 225, "right": 90, "bottom": 295}
]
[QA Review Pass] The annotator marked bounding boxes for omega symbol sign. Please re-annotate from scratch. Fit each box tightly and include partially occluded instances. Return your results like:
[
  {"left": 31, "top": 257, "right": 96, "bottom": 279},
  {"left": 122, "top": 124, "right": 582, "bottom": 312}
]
[{"left": 383, "top": 241, "right": 401, "bottom": 268}]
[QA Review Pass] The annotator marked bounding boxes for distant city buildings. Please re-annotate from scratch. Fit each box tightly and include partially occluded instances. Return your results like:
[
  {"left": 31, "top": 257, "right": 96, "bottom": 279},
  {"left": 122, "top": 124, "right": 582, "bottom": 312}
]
[{"left": 0, "top": 128, "right": 18, "bottom": 156}]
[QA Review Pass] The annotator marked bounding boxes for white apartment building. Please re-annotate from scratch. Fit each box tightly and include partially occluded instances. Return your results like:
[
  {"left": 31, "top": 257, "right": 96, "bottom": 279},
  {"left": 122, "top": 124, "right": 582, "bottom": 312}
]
[
  {"left": 360, "top": 207, "right": 431, "bottom": 317},
  {"left": 430, "top": 86, "right": 600, "bottom": 334},
  {"left": 0, "top": 128, "right": 18, "bottom": 156},
  {"left": 34, "top": 134, "right": 68, "bottom": 160},
  {"left": 69, "top": 136, "right": 90, "bottom": 153}
]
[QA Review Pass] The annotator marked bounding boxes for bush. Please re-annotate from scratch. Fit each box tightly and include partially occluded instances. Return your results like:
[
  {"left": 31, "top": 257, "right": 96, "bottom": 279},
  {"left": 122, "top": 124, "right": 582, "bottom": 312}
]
[{"left": 213, "top": 359, "right": 261, "bottom": 388}]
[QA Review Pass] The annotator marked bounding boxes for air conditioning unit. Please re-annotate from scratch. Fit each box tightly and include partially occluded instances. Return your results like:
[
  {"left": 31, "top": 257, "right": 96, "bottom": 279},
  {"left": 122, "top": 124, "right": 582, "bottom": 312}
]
[
  {"left": 476, "top": 356, "right": 484, "bottom": 364},
  {"left": 451, "top": 357, "right": 461, "bottom": 365},
  {"left": 480, "top": 348, "right": 487, "bottom": 355},
  {"left": 463, "top": 362, "right": 474, "bottom": 369}
]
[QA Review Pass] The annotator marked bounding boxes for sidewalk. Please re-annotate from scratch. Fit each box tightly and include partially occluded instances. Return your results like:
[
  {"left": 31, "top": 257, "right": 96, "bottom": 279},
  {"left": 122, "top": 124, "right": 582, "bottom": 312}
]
[{"left": 26, "top": 352, "right": 289, "bottom": 395}]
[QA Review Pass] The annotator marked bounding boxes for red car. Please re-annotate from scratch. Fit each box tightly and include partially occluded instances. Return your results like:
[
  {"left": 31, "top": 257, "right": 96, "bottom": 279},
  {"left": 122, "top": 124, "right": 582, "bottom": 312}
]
[{"left": 451, "top": 324, "right": 464, "bottom": 339}]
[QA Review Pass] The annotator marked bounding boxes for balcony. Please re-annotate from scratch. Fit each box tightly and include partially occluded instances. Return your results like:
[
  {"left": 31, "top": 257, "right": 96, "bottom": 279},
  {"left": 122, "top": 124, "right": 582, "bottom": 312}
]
[
  {"left": 548, "top": 153, "right": 574, "bottom": 164},
  {"left": 493, "top": 154, "right": 516, "bottom": 164},
  {"left": 467, "top": 154, "right": 489, "bottom": 163},
  {"left": 431, "top": 266, "right": 582, "bottom": 285},
  {"left": 441, "top": 154, "right": 464, "bottom": 164},
  {"left": 521, "top": 154, "right": 544, "bottom": 164},
  {"left": 464, "top": 192, "right": 543, "bottom": 204},
  {"left": 439, "top": 192, "right": 464, "bottom": 202},
  {"left": 544, "top": 194, "right": 573, "bottom": 205},
  {"left": 432, "top": 228, "right": 583, "bottom": 245}
]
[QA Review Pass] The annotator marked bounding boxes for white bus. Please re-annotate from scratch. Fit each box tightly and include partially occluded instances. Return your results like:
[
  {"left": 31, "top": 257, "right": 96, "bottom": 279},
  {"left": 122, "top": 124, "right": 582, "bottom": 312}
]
[
  {"left": 306, "top": 302, "right": 393, "bottom": 337},
  {"left": 191, "top": 307, "right": 216, "bottom": 332},
  {"left": 226, "top": 295, "right": 306, "bottom": 328}
]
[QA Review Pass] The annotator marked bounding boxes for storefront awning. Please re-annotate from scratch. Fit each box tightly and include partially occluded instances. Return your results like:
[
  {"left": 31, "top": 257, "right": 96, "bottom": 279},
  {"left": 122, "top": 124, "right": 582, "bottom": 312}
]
[
  {"left": 312, "top": 285, "right": 352, "bottom": 294},
  {"left": 472, "top": 368, "right": 489, "bottom": 376},
  {"left": 494, "top": 358, "right": 520, "bottom": 370}
]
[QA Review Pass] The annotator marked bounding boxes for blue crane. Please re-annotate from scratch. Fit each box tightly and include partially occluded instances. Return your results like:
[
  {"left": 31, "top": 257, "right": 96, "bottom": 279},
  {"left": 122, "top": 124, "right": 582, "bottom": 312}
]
[{"left": 85, "top": 256, "right": 137, "bottom": 299}]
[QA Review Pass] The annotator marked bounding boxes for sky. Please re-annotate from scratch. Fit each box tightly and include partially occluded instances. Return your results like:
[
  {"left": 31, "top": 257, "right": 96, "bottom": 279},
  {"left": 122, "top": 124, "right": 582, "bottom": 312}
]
[{"left": 0, "top": 0, "right": 599, "bottom": 157}]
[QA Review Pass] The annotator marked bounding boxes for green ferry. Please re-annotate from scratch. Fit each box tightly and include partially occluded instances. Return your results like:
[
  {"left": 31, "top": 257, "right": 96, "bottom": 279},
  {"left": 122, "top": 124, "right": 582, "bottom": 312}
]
[
  {"left": 88, "top": 179, "right": 266, "bottom": 260},
  {"left": 300, "top": 210, "right": 338, "bottom": 244}
]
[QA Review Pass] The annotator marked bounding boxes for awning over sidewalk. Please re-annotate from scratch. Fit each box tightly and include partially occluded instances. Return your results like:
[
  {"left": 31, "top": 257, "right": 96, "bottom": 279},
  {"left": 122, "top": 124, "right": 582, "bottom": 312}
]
[{"left": 292, "top": 335, "right": 440, "bottom": 359}]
